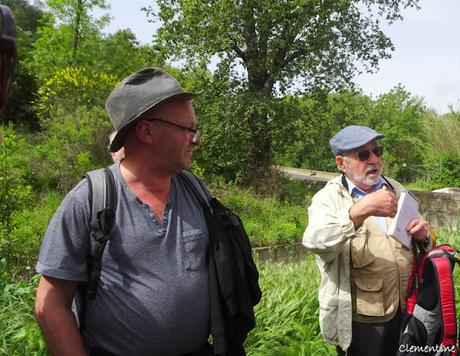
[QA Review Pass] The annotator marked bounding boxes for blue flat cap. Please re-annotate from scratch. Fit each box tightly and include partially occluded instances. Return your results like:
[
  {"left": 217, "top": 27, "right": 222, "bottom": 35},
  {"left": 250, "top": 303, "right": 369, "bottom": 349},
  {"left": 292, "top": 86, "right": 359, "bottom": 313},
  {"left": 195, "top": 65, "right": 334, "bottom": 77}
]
[{"left": 329, "top": 125, "right": 384, "bottom": 156}]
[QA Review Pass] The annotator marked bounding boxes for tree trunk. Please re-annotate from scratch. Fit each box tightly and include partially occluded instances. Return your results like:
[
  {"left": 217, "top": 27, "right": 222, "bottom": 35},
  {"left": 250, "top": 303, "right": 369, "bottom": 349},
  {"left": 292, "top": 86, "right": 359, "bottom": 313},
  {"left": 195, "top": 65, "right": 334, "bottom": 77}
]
[
  {"left": 72, "top": 0, "right": 84, "bottom": 62},
  {"left": 246, "top": 110, "right": 272, "bottom": 183}
]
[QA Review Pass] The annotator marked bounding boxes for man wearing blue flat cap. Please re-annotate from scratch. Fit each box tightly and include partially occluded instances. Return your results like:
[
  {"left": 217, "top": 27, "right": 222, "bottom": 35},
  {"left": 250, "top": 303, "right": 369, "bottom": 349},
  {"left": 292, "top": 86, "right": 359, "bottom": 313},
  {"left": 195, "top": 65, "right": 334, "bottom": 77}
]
[{"left": 303, "top": 125, "right": 432, "bottom": 355}]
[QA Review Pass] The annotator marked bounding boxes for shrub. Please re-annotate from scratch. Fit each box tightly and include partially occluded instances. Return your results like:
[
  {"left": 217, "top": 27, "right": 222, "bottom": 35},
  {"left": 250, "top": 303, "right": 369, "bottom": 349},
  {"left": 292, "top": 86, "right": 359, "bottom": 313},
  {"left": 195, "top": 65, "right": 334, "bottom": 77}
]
[
  {"left": 0, "top": 127, "right": 33, "bottom": 232},
  {"left": 1, "top": 191, "right": 63, "bottom": 275},
  {"left": 211, "top": 182, "right": 310, "bottom": 247},
  {"left": 32, "top": 106, "right": 113, "bottom": 193},
  {"left": 36, "top": 66, "right": 119, "bottom": 120},
  {"left": 417, "top": 113, "right": 460, "bottom": 189}
]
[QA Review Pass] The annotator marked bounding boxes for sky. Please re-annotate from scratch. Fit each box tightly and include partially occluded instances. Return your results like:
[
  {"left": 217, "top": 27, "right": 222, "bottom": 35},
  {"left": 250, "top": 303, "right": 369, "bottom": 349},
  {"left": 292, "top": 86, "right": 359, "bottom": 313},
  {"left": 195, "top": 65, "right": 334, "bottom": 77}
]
[{"left": 100, "top": 0, "right": 460, "bottom": 114}]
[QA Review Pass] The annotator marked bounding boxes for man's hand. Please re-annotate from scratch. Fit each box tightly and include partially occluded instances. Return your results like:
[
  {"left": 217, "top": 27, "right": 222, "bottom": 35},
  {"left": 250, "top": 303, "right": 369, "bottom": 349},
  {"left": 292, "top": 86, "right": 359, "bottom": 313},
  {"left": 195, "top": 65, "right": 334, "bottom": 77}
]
[
  {"left": 407, "top": 218, "right": 429, "bottom": 242},
  {"left": 349, "top": 186, "right": 398, "bottom": 228}
]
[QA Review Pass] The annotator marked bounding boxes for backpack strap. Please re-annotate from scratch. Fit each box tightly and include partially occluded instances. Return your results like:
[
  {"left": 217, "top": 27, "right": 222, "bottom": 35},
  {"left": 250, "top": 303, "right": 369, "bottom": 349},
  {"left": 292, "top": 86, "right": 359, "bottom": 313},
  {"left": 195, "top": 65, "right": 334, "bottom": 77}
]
[
  {"left": 84, "top": 167, "right": 117, "bottom": 299},
  {"left": 427, "top": 247, "right": 458, "bottom": 347},
  {"left": 177, "top": 171, "right": 212, "bottom": 211}
]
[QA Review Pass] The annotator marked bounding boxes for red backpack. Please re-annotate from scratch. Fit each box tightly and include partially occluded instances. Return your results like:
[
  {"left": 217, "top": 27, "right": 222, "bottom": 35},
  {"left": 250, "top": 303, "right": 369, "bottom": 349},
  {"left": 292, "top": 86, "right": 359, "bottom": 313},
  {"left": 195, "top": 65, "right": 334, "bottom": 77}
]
[{"left": 398, "top": 244, "right": 459, "bottom": 355}]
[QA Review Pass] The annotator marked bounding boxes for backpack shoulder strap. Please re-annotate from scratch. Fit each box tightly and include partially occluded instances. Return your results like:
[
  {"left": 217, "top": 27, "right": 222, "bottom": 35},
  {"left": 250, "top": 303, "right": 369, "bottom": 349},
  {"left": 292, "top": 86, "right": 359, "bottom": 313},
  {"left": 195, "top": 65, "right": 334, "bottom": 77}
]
[
  {"left": 177, "top": 170, "right": 212, "bottom": 211},
  {"left": 83, "top": 167, "right": 117, "bottom": 299},
  {"left": 427, "top": 247, "right": 458, "bottom": 347}
]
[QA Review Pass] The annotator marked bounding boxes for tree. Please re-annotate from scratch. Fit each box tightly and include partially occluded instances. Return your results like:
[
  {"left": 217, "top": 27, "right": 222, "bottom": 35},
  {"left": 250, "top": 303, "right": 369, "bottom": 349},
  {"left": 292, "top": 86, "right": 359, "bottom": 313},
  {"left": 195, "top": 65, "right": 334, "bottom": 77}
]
[
  {"left": 146, "top": 0, "right": 420, "bottom": 182},
  {"left": 27, "top": 0, "right": 110, "bottom": 82},
  {"left": 370, "top": 85, "right": 427, "bottom": 181},
  {"left": 45, "top": 0, "right": 109, "bottom": 61},
  {"left": 92, "top": 29, "right": 154, "bottom": 78}
]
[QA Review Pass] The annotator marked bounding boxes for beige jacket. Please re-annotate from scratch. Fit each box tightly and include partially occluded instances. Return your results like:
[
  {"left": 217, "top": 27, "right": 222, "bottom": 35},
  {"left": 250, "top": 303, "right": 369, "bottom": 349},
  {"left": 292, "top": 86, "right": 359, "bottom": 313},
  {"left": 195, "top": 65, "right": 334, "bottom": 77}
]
[{"left": 302, "top": 175, "right": 429, "bottom": 352}]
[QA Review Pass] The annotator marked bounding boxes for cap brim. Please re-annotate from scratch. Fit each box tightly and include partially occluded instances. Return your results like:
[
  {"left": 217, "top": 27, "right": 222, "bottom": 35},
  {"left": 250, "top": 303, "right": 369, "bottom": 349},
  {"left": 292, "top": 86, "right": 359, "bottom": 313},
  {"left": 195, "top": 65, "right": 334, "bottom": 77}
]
[{"left": 108, "top": 92, "right": 199, "bottom": 152}]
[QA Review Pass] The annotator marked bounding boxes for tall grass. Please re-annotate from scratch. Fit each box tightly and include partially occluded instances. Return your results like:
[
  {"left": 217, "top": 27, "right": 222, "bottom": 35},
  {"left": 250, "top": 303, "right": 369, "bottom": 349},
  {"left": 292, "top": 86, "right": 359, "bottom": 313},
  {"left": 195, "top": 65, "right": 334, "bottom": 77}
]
[
  {"left": 1, "top": 255, "right": 334, "bottom": 355},
  {"left": 245, "top": 256, "right": 335, "bottom": 355},
  {"left": 1, "top": 229, "right": 460, "bottom": 354}
]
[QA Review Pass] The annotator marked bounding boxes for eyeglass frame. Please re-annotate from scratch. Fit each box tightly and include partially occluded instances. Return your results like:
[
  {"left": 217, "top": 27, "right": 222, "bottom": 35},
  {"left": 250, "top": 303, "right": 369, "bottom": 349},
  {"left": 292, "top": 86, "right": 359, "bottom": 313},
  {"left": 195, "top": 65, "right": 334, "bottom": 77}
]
[
  {"left": 145, "top": 117, "right": 200, "bottom": 143},
  {"left": 347, "top": 146, "right": 384, "bottom": 162}
]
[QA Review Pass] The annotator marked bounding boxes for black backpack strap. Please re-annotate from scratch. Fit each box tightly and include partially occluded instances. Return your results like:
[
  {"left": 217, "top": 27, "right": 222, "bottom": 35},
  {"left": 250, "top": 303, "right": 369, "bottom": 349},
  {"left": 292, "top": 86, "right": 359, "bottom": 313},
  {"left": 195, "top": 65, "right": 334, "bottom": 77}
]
[{"left": 84, "top": 167, "right": 117, "bottom": 299}]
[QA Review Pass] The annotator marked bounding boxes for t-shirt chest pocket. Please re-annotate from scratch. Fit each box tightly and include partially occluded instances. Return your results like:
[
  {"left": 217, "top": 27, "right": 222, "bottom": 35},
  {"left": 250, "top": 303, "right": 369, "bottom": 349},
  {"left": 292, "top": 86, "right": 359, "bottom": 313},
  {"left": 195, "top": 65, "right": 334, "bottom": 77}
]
[{"left": 181, "top": 228, "right": 208, "bottom": 271}]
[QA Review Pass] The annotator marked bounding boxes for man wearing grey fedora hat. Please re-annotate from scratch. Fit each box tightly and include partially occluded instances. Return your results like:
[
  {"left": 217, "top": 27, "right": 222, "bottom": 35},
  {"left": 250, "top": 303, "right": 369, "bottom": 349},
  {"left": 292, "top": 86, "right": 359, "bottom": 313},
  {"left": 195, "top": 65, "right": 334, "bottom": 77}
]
[
  {"left": 35, "top": 68, "right": 215, "bottom": 355},
  {"left": 302, "top": 125, "right": 433, "bottom": 355}
]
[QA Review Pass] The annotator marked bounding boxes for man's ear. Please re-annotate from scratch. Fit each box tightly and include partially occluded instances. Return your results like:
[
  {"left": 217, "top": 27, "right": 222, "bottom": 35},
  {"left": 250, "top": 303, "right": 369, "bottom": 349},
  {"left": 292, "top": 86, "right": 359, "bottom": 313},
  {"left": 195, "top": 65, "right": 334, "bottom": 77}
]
[
  {"left": 336, "top": 155, "right": 346, "bottom": 172},
  {"left": 135, "top": 120, "right": 155, "bottom": 145}
]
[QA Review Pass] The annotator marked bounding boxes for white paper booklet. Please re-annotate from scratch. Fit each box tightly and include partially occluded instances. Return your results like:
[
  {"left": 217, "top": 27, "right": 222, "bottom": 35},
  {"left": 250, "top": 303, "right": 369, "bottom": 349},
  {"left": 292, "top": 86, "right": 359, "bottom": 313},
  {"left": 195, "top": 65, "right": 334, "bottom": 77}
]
[{"left": 388, "top": 191, "right": 421, "bottom": 247}]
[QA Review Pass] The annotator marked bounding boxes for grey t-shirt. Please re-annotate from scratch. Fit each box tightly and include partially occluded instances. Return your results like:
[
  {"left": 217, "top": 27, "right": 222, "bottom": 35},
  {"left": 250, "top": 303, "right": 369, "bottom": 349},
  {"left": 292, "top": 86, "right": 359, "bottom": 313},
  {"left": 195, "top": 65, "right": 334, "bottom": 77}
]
[{"left": 36, "top": 163, "right": 210, "bottom": 355}]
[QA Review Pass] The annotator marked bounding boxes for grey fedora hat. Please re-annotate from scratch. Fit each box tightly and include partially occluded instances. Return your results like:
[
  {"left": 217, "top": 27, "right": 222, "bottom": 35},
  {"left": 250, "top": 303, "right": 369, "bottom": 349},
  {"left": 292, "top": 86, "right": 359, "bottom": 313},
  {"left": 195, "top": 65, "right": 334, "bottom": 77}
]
[
  {"left": 106, "top": 67, "right": 198, "bottom": 152},
  {"left": 329, "top": 125, "right": 384, "bottom": 156}
]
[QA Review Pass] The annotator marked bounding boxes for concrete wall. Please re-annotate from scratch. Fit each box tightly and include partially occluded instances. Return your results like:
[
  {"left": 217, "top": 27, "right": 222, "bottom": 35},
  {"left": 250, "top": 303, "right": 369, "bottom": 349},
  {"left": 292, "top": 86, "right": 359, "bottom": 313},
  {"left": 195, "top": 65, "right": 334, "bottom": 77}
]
[{"left": 412, "top": 190, "right": 460, "bottom": 230}]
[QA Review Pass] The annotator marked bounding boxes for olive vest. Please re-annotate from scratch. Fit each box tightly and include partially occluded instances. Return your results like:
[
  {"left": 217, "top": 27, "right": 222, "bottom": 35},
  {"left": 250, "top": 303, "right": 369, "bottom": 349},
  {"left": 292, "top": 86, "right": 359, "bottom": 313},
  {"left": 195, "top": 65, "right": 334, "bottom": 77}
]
[{"left": 350, "top": 214, "right": 413, "bottom": 323}]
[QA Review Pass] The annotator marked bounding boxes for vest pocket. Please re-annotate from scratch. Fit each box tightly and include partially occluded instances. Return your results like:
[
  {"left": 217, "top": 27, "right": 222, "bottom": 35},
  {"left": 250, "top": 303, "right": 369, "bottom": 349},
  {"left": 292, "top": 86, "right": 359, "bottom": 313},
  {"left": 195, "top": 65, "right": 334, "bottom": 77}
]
[
  {"left": 355, "top": 277, "right": 384, "bottom": 316},
  {"left": 351, "top": 239, "right": 375, "bottom": 268}
]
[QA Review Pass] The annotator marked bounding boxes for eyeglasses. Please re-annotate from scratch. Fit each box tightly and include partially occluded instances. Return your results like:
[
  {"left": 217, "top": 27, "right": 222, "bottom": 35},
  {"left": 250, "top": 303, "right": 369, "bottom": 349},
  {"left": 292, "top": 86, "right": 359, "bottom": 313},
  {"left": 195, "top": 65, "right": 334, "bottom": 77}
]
[
  {"left": 146, "top": 118, "right": 200, "bottom": 144},
  {"left": 352, "top": 146, "right": 384, "bottom": 161}
]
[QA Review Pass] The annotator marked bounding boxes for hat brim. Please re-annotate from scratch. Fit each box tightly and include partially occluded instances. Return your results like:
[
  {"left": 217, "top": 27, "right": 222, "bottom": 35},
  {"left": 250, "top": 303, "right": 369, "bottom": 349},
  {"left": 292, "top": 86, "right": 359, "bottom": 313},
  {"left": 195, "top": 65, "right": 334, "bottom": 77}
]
[{"left": 109, "top": 92, "right": 198, "bottom": 152}]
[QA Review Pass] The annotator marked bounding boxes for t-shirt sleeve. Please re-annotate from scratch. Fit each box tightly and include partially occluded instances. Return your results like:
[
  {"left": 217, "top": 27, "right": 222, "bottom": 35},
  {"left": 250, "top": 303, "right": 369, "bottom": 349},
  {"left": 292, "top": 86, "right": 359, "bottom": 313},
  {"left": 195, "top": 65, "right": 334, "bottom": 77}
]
[{"left": 35, "top": 179, "right": 91, "bottom": 282}]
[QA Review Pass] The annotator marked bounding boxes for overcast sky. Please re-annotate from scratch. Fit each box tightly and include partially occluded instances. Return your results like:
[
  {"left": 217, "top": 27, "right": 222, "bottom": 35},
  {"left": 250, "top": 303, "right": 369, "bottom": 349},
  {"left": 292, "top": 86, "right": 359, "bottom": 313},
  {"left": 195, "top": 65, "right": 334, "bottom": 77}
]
[{"left": 101, "top": 0, "right": 460, "bottom": 114}]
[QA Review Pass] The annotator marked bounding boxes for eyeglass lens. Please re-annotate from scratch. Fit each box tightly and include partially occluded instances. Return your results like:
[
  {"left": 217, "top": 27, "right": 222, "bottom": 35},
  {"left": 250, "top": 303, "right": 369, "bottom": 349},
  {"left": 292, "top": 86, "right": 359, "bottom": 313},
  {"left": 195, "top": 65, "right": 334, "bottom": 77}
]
[{"left": 357, "top": 146, "right": 383, "bottom": 161}]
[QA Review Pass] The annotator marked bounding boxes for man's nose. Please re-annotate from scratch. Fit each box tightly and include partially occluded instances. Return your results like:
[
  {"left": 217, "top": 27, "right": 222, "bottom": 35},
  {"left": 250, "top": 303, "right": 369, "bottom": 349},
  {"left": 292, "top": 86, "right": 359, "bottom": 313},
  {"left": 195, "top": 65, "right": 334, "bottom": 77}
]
[{"left": 191, "top": 130, "right": 200, "bottom": 145}]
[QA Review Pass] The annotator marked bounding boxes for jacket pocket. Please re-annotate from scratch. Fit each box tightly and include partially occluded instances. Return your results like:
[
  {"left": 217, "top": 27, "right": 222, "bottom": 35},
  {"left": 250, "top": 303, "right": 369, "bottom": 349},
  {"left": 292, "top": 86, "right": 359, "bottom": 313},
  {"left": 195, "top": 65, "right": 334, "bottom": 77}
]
[
  {"left": 355, "top": 277, "right": 384, "bottom": 316},
  {"left": 319, "top": 303, "right": 338, "bottom": 342}
]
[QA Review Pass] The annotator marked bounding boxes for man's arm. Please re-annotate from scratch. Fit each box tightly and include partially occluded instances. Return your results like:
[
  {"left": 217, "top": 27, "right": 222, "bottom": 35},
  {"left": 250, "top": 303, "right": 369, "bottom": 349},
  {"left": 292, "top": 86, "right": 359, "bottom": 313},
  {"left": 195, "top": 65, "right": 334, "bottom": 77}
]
[
  {"left": 34, "top": 275, "right": 87, "bottom": 356},
  {"left": 303, "top": 187, "right": 358, "bottom": 262}
]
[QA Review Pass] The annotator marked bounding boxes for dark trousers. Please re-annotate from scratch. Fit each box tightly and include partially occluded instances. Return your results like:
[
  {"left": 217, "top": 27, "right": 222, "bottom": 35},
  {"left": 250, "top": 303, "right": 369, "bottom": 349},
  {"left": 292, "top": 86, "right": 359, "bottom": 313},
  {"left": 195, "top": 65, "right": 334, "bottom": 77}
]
[
  {"left": 337, "top": 310, "right": 402, "bottom": 356},
  {"left": 88, "top": 341, "right": 214, "bottom": 356}
]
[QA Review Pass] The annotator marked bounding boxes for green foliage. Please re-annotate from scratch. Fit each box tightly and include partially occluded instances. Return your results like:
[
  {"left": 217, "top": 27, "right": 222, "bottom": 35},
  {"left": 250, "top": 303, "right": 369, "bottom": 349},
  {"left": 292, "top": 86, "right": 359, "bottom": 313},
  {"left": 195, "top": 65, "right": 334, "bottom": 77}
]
[
  {"left": 273, "top": 90, "right": 375, "bottom": 172},
  {"left": 371, "top": 86, "right": 427, "bottom": 181},
  {"left": 27, "top": 0, "right": 110, "bottom": 80},
  {"left": 27, "top": 0, "right": 153, "bottom": 89},
  {"left": 211, "top": 178, "right": 311, "bottom": 246},
  {"left": 32, "top": 106, "right": 113, "bottom": 193},
  {"left": 418, "top": 112, "right": 460, "bottom": 189},
  {"left": 92, "top": 30, "right": 154, "bottom": 78},
  {"left": 190, "top": 70, "right": 252, "bottom": 181},
  {"left": 0, "top": 266, "right": 47, "bottom": 355},
  {"left": 151, "top": 0, "right": 418, "bottom": 91},
  {"left": 0, "top": 127, "right": 32, "bottom": 232},
  {"left": 1, "top": 191, "right": 62, "bottom": 274},
  {"left": 272, "top": 86, "right": 432, "bottom": 183},
  {"left": 148, "top": 0, "right": 420, "bottom": 180}
]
